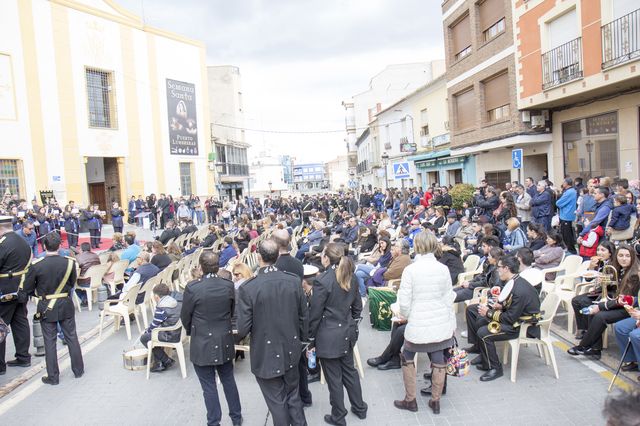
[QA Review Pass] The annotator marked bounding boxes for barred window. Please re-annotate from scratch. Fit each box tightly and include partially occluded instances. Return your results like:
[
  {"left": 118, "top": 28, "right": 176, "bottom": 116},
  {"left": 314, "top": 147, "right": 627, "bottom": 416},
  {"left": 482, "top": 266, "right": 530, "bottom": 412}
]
[
  {"left": 180, "top": 162, "right": 193, "bottom": 196},
  {"left": 0, "top": 159, "right": 23, "bottom": 198},
  {"left": 86, "top": 68, "right": 117, "bottom": 128}
]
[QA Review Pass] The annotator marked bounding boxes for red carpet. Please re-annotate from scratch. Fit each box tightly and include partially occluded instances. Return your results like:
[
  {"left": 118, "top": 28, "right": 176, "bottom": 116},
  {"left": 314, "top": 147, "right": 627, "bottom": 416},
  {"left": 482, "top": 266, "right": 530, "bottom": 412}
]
[{"left": 59, "top": 230, "right": 113, "bottom": 250}]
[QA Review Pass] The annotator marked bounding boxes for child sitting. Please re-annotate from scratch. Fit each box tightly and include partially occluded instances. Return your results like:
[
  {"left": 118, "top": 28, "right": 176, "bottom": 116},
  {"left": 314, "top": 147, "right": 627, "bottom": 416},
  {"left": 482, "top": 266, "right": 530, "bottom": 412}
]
[
  {"left": 140, "top": 283, "right": 181, "bottom": 373},
  {"left": 579, "top": 221, "right": 603, "bottom": 261},
  {"left": 608, "top": 194, "right": 634, "bottom": 232}
]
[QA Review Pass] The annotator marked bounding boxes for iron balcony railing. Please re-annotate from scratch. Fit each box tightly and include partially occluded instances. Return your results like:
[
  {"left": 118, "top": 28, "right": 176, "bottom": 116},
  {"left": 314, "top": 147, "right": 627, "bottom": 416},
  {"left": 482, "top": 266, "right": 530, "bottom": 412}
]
[
  {"left": 602, "top": 8, "right": 640, "bottom": 69},
  {"left": 542, "top": 37, "right": 583, "bottom": 90}
]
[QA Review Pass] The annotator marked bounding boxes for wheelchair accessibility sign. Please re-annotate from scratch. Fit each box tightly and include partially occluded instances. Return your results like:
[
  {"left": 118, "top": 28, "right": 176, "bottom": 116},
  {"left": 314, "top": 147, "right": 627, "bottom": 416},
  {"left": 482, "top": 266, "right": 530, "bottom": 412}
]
[
  {"left": 393, "top": 162, "right": 410, "bottom": 179},
  {"left": 512, "top": 149, "right": 523, "bottom": 170}
]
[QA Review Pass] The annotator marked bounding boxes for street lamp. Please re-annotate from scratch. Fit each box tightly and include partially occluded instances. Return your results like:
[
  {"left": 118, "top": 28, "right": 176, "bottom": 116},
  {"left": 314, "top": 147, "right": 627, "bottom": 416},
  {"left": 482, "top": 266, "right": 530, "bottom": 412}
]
[
  {"left": 381, "top": 151, "right": 390, "bottom": 191},
  {"left": 585, "top": 140, "right": 594, "bottom": 178}
]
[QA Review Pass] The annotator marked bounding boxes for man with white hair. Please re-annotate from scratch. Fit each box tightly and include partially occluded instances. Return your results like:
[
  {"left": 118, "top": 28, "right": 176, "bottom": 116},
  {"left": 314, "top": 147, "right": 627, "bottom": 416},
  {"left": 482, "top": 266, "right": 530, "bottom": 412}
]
[{"left": 530, "top": 180, "right": 552, "bottom": 232}]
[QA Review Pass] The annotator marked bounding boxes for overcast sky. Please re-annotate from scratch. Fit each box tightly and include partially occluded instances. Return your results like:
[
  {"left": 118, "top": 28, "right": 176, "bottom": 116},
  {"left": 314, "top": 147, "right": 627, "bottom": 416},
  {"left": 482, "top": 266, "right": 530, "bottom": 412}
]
[{"left": 118, "top": 0, "right": 445, "bottom": 162}]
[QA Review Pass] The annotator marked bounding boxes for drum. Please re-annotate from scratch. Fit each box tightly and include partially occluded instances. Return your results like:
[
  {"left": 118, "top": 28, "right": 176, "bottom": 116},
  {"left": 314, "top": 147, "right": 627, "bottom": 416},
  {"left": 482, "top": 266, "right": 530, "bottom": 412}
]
[
  {"left": 368, "top": 287, "right": 397, "bottom": 331},
  {"left": 122, "top": 348, "right": 148, "bottom": 371}
]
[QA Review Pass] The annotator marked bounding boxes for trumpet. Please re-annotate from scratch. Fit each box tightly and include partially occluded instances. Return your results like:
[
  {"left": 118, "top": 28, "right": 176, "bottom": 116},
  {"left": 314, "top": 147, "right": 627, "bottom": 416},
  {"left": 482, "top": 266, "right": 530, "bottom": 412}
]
[
  {"left": 487, "top": 321, "right": 501, "bottom": 334},
  {"left": 599, "top": 265, "right": 618, "bottom": 302}
]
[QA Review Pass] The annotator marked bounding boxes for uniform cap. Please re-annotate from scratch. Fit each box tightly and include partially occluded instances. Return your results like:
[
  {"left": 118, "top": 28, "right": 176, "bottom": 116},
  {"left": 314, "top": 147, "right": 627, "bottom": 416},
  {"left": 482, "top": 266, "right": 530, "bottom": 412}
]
[{"left": 303, "top": 265, "right": 319, "bottom": 278}]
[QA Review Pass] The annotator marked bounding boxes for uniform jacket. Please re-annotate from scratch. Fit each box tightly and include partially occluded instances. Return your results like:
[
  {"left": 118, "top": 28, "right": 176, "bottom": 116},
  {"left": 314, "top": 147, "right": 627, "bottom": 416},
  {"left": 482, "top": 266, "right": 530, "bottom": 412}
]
[
  {"left": 485, "top": 276, "right": 541, "bottom": 335},
  {"left": 237, "top": 266, "right": 308, "bottom": 379},
  {"left": 0, "top": 232, "right": 32, "bottom": 296},
  {"left": 24, "top": 254, "right": 77, "bottom": 322},
  {"left": 17, "top": 229, "right": 38, "bottom": 256},
  {"left": 64, "top": 216, "right": 79, "bottom": 235},
  {"left": 309, "top": 267, "right": 362, "bottom": 359},
  {"left": 398, "top": 253, "right": 456, "bottom": 344},
  {"left": 83, "top": 210, "right": 100, "bottom": 230},
  {"left": 181, "top": 274, "right": 236, "bottom": 366},
  {"left": 111, "top": 208, "right": 124, "bottom": 228}
]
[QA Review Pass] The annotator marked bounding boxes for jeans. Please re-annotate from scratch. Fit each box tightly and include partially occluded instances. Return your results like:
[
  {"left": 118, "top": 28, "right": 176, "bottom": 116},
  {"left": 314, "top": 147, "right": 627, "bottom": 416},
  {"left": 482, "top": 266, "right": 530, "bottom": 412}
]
[
  {"left": 355, "top": 264, "right": 375, "bottom": 297},
  {"left": 193, "top": 362, "right": 242, "bottom": 426},
  {"left": 614, "top": 317, "right": 640, "bottom": 362}
]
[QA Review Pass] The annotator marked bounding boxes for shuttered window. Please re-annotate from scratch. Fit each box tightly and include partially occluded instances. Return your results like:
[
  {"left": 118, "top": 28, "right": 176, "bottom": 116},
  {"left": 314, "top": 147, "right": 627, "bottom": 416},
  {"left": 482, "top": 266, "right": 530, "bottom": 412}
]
[
  {"left": 454, "top": 88, "right": 475, "bottom": 130},
  {"left": 451, "top": 14, "right": 472, "bottom": 59},
  {"left": 479, "top": 0, "right": 505, "bottom": 32},
  {"left": 484, "top": 71, "right": 510, "bottom": 112}
]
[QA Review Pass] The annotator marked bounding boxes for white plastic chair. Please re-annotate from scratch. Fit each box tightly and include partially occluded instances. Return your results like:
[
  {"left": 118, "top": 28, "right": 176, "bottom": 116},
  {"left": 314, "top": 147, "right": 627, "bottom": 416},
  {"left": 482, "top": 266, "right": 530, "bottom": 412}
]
[
  {"left": 146, "top": 319, "right": 187, "bottom": 379},
  {"left": 540, "top": 255, "right": 583, "bottom": 296},
  {"left": 137, "top": 275, "right": 161, "bottom": 329},
  {"left": 502, "top": 293, "right": 561, "bottom": 383},
  {"left": 103, "top": 259, "right": 130, "bottom": 295},
  {"left": 553, "top": 261, "right": 591, "bottom": 333},
  {"left": 456, "top": 255, "right": 482, "bottom": 286},
  {"left": 99, "top": 284, "right": 142, "bottom": 341},
  {"left": 76, "top": 263, "right": 111, "bottom": 311}
]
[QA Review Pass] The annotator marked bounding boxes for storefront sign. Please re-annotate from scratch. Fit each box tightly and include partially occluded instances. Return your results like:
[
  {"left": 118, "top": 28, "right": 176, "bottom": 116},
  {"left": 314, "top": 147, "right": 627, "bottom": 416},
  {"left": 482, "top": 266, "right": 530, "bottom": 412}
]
[
  {"left": 400, "top": 142, "right": 417, "bottom": 153},
  {"left": 439, "top": 156, "right": 466, "bottom": 166},
  {"left": 166, "top": 79, "right": 199, "bottom": 155},
  {"left": 432, "top": 133, "right": 450, "bottom": 147},
  {"left": 415, "top": 159, "right": 437, "bottom": 168},
  {"left": 586, "top": 112, "right": 617, "bottom": 135},
  {"left": 415, "top": 156, "right": 465, "bottom": 169}
]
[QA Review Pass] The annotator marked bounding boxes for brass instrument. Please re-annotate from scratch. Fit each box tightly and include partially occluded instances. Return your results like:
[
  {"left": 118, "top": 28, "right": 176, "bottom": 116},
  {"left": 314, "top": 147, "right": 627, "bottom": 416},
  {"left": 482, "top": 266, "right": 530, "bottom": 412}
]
[
  {"left": 599, "top": 265, "right": 618, "bottom": 302},
  {"left": 487, "top": 321, "right": 501, "bottom": 334}
]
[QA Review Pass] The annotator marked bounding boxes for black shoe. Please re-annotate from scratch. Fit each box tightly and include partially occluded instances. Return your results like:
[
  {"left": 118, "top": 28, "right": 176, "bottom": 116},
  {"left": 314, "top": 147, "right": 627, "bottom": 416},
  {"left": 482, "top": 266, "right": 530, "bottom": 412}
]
[
  {"left": 232, "top": 417, "right": 243, "bottom": 426},
  {"left": 480, "top": 369, "right": 503, "bottom": 382},
  {"left": 74, "top": 371, "right": 84, "bottom": 379},
  {"left": 575, "top": 330, "right": 586, "bottom": 340},
  {"left": 307, "top": 373, "right": 320, "bottom": 383},
  {"left": 41, "top": 376, "right": 59, "bottom": 385},
  {"left": 470, "top": 355, "right": 484, "bottom": 366},
  {"left": 150, "top": 362, "right": 166, "bottom": 373},
  {"left": 377, "top": 359, "right": 401, "bottom": 370},
  {"left": 567, "top": 346, "right": 584, "bottom": 356},
  {"left": 622, "top": 362, "right": 638, "bottom": 372},
  {"left": 420, "top": 381, "right": 447, "bottom": 396},
  {"left": 7, "top": 359, "right": 31, "bottom": 368},
  {"left": 423, "top": 371, "right": 432, "bottom": 380},
  {"left": 303, "top": 400, "right": 312, "bottom": 408},
  {"left": 0, "top": 368, "right": 5, "bottom": 376},
  {"left": 475, "top": 364, "right": 490, "bottom": 372},
  {"left": 367, "top": 357, "right": 384, "bottom": 367},
  {"left": 351, "top": 404, "right": 367, "bottom": 420},
  {"left": 463, "top": 345, "right": 480, "bottom": 354},
  {"left": 323, "top": 414, "right": 342, "bottom": 425},
  {"left": 582, "top": 348, "right": 602, "bottom": 360},
  {"left": 163, "top": 358, "right": 175, "bottom": 370}
]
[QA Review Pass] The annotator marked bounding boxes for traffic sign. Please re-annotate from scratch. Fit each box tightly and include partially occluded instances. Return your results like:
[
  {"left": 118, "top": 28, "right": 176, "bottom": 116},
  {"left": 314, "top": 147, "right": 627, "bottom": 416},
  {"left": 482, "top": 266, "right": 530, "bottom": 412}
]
[
  {"left": 392, "top": 162, "right": 410, "bottom": 179},
  {"left": 512, "top": 149, "right": 523, "bottom": 169}
]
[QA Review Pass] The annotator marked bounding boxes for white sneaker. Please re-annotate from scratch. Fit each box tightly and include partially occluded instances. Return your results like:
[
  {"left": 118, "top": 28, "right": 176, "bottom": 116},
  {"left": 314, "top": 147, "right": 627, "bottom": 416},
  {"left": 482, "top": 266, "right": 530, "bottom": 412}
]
[{"left": 460, "top": 330, "right": 468, "bottom": 338}]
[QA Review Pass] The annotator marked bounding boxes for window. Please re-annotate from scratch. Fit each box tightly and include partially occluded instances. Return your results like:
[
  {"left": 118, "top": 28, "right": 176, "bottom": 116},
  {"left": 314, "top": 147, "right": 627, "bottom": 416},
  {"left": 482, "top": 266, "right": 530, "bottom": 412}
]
[
  {"left": 483, "top": 71, "right": 510, "bottom": 122},
  {"left": 0, "top": 159, "right": 23, "bottom": 198},
  {"left": 562, "top": 112, "right": 619, "bottom": 179},
  {"left": 454, "top": 88, "right": 475, "bottom": 130},
  {"left": 613, "top": 0, "right": 639, "bottom": 20},
  {"left": 543, "top": 10, "right": 581, "bottom": 89},
  {"left": 451, "top": 13, "right": 472, "bottom": 61},
  {"left": 179, "top": 162, "right": 193, "bottom": 196},
  {"left": 485, "top": 170, "right": 511, "bottom": 190},
  {"left": 85, "top": 68, "right": 117, "bottom": 128},
  {"left": 215, "top": 144, "right": 248, "bottom": 175},
  {"left": 420, "top": 109, "right": 429, "bottom": 136},
  {"left": 548, "top": 9, "right": 578, "bottom": 50},
  {"left": 479, "top": 0, "right": 505, "bottom": 42}
]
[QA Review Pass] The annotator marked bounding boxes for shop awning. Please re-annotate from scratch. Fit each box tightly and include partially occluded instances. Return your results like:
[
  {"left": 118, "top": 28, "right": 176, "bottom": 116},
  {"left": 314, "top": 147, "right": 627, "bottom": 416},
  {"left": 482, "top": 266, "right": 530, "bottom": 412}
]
[{"left": 408, "top": 149, "right": 450, "bottom": 162}]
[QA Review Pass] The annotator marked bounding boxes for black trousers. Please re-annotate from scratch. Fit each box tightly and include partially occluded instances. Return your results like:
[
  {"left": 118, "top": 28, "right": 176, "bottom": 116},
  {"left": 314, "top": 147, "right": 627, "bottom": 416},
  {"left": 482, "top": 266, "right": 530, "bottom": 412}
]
[
  {"left": 379, "top": 323, "right": 405, "bottom": 363},
  {"left": 572, "top": 294, "right": 598, "bottom": 331},
  {"left": 0, "top": 301, "right": 31, "bottom": 369},
  {"left": 67, "top": 233, "right": 78, "bottom": 249},
  {"left": 113, "top": 226, "right": 123, "bottom": 234},
  {"left": 298, "top": 352, "right": 312, "bottom": 405},
  {"left": 41, "top": 317, "right": 84, "bottom": 380},
  {"left": 454, "top": 287, "right": 474, "bottom": 303},
  {"left": 89, "top": 229, "right": 100, "bottom": 248},
  {"left": 193, "top": 361, "right": 242, "bottom": 426},
  {"left": 560, "top": 220, "right": 577, "bottom": 254},
  {"left": 319, "top": 349, "right": 367, "bottom": 426},
  {"left": 579, "top": 308, "right": 629, "bottom": 350},
  {"left": 256, "top": 367, "right": 307, "bottom": 426},
  {"left": 139, "top": 332, "right": 170, "bottom": 364}
]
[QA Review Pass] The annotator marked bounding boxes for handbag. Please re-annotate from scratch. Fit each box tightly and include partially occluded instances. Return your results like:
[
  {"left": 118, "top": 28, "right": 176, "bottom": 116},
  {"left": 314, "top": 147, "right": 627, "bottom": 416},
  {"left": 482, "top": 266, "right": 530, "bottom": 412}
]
[{"left": 445, "top": 337, "right": 470, "bottom": 377}]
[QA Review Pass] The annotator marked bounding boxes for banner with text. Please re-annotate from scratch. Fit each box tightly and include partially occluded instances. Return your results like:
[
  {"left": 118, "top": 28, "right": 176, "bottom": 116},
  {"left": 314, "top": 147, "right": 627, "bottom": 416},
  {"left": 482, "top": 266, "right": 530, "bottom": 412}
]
[{"left": 166, "top": 79, "right": 198, "bottom": 155}]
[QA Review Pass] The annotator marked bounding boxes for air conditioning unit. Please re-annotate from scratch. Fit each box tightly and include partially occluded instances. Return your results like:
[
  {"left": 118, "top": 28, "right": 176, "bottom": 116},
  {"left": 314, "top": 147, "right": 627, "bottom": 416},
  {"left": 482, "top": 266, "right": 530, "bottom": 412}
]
[
  {"left": 384, "top": 142, "right": 392, "bottom": 150},
  {"left": 521, "top": 111, "right": 531, "bottom": 122},
  {"left": 444, "top": 121, "right": 450, "bottom": 130},
  {"left": 531, "top": 115, "right": 545, "bottom": 128}
]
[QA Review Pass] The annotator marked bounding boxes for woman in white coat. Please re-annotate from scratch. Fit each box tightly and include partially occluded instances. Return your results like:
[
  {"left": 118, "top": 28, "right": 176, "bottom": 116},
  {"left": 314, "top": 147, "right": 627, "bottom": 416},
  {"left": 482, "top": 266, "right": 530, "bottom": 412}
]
[{"left": 393, "top": 231, "right": 456, "bottom": 415}]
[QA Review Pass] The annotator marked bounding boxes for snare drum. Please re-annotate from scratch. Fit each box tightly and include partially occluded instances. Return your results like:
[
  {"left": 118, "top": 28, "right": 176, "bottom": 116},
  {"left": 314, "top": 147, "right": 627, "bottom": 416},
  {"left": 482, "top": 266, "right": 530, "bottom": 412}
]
[{"left": 122, "top": 348, "right": 148, "bottom": 371}]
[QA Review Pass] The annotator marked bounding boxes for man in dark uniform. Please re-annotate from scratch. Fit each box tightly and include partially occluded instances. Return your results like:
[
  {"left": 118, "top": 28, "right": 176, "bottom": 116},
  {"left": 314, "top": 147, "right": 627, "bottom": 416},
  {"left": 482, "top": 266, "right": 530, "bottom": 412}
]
[
  {"left": 181, "top": 251, "right": 242, "bottom": 426},
  {"left": 465, "top": 255, "right": 541, "bottom": 382},
  {"left": 0, "top": 216, "right": 33, "bottom": 375},
  {"left": 63, "top": 210, "right": 80, "bottom": 250},
  {"left": 23, "top": 232, "right": 84, "bottom": 385},
  {"left": 237, "top": 239, "right": 308, "bottom": 426}
]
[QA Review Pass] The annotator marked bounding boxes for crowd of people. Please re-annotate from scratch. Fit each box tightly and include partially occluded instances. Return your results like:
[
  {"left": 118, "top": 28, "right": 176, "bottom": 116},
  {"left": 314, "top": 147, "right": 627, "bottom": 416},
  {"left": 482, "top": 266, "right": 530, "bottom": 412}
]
[{"left": 1, "top": 173, "right": 640, "bottom": 425}]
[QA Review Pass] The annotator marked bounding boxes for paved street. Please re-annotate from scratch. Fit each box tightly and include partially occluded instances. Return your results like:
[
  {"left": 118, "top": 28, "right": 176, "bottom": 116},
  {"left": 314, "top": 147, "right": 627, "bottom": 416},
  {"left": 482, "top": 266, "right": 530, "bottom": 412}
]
[{"left": 0, "top": 287, "right": 623, "bottom": 426}]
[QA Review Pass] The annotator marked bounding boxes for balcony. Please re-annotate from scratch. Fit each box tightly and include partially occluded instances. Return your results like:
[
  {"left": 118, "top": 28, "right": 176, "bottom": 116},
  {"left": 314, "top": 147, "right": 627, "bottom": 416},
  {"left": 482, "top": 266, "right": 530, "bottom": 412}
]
[
  {"left": 602, "top": 8, "right": 640, "bottom": 69},
  {"left": 542, "top": 37, "right": 583, "bottom": 90}
]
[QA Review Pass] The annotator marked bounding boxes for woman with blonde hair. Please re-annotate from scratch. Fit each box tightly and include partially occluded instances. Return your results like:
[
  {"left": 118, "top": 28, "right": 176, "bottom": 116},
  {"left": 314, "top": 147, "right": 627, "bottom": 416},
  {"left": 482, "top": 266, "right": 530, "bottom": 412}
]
[
  {"left": 231, "top": 263, "right": 253, "bottom": 289},
  {"left": 102, "top": 252, "right": 122, "bottom": 287},
  {"left": 309, "top": 242, "right": 368, "bottom": 424},
  {"left": 394, "top": 231, "right": 456, "bottom": 415}
]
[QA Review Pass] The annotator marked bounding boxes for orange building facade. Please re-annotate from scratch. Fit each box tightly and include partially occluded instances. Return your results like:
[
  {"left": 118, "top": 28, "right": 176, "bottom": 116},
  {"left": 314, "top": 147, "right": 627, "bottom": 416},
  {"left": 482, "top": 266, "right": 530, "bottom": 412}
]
[{"left": 515, "top": 0, "right": 640, "bottom": 182}]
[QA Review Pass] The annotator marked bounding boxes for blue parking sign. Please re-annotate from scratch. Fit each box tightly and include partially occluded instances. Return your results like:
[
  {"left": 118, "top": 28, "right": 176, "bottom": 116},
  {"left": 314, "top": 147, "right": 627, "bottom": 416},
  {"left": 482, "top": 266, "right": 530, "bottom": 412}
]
[{"left": 512, "top": 149, "right": 523, "bottom": 169}]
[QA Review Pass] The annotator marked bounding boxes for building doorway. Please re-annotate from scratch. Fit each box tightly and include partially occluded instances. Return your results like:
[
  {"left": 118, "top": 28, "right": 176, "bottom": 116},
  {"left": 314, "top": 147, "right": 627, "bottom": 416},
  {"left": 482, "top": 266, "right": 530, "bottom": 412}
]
[
  {"left": 85, "top": 157, "right": 121, "bottom": 221},
  {"left": 522, "top": 154, "right": 548, "bottom": 184}
]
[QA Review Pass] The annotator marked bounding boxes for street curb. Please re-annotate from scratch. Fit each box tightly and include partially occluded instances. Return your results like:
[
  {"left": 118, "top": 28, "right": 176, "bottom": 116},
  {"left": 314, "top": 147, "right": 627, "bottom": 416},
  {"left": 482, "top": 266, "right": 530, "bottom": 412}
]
[{"left": 0, "top": 317, "right": 115, "bottom": 399}]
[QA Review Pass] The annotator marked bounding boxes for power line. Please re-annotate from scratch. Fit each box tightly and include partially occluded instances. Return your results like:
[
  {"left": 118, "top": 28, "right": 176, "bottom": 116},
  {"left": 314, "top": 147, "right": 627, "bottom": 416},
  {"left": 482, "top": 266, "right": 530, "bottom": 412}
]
[{"left": 211, "top": 118, "right": 411, "bottom": 135}]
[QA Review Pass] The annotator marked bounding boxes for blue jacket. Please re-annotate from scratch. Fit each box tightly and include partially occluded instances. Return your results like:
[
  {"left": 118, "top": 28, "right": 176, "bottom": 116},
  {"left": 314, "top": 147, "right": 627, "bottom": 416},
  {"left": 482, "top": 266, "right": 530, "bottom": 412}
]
[
  {"left": 609, "top": 204, "right": 634, "bottom": 230},
  {"left": 219, "top": 245, "right": 237, "bottom": 267},
  {"left": 18, "top": 229, "right": 38, "bottom": 256},
  {"left": 531, "top": 190, "right": 552, "bottom": 219},
  {"left": 580, "top": 199, "right": 612, "bottom": 236},
  {"left": 555, "top": 188, "right": 577, "bottom": 221}
]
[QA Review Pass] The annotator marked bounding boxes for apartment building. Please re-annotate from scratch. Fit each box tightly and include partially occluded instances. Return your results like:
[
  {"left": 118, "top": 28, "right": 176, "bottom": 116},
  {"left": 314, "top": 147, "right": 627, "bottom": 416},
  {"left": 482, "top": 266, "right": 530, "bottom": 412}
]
[
  {"left": 515, "top": 0, "right": 640, "bottom": 182},
  {"left": 443, "top": 0, "right": 551, "bottom": 189}
]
